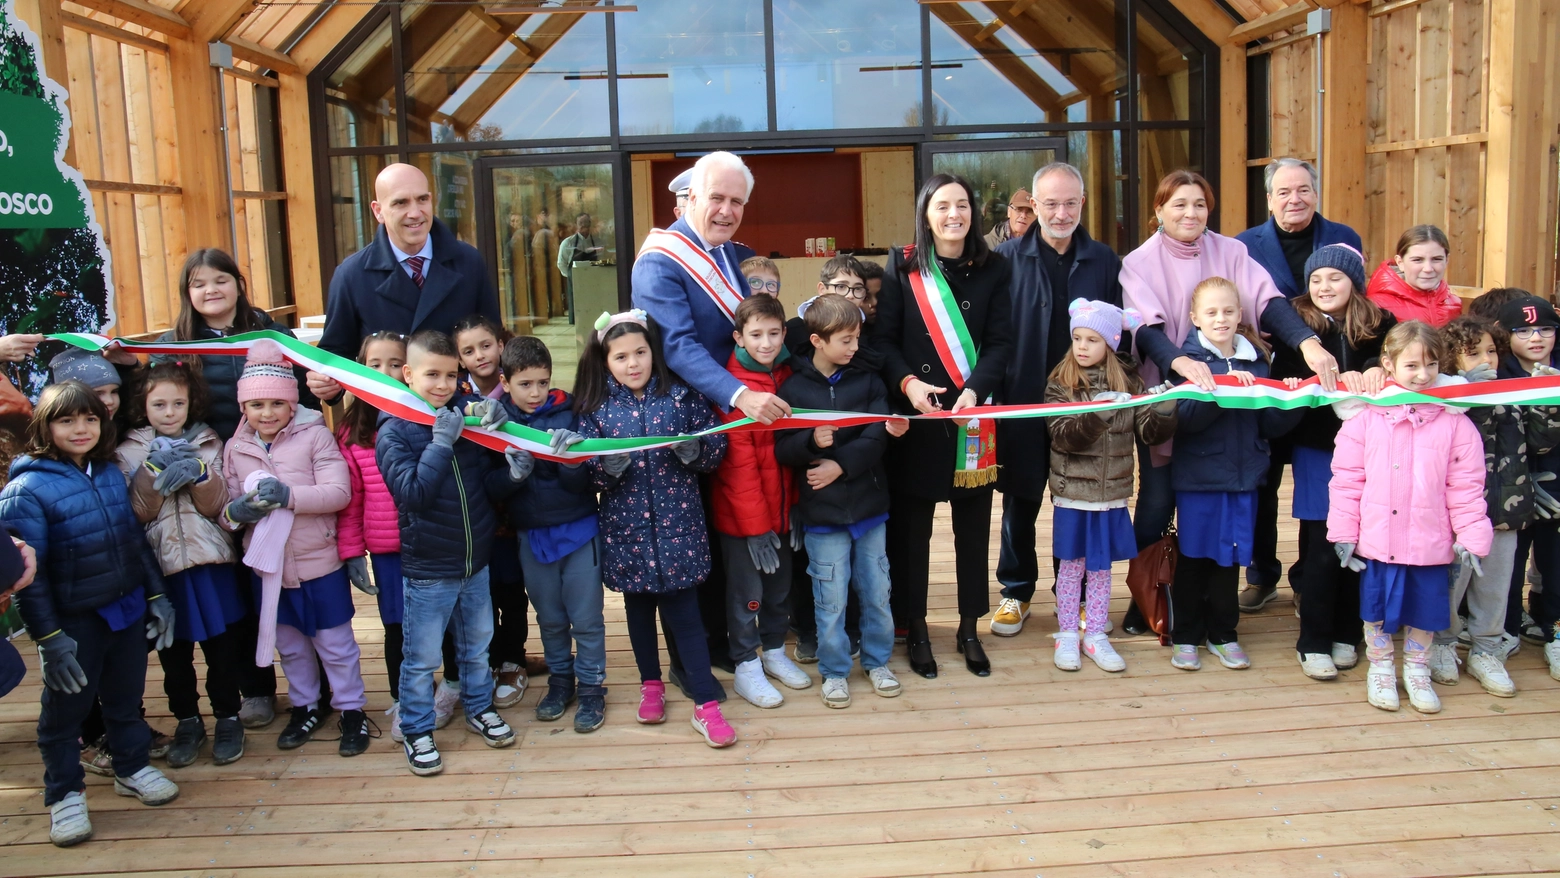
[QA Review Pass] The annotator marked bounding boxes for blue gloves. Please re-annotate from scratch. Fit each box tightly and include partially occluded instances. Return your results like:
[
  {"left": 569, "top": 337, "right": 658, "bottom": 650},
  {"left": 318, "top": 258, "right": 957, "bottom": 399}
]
[
  {"left": 147, "top": 594, "right": 175, "bottom": 651},
  {"left": 37, "top": 632, "right": 87, "bottom": 694},
  {"left": 431, "top": 408, "right": 465, "bottom": 447}
]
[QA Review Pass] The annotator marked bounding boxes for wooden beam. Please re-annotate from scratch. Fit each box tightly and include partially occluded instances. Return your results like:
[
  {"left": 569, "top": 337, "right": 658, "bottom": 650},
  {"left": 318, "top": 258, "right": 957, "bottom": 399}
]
[
  {"left": 177, "top": 0, "right": 259, "bottom": 43},
  {"left": 1482, "top": 0, "right": 1517, "bottom": 288},
  {"left": 277, "top": 71, "right": 322, "bottom": 319},
  {"left": 225, "top": 65, "right": 278, "bottom": 88},
  {"left": 1219, "top": 43, "right": 1247, "bottom": 234},
  {"left": 928, "top": 3, "right": 1063, "bottom": 114},
  {"left": 61, "top": 11, "right": 168, "bottom": 52},
  {"left": 1364, "top": 132, "right": 1488, "bottom": 154},
  {"left": 1320, "top": 0, "right": 1367, "bottom": 235},
  {"left": 1369, "top": 0, "right": 1435, "bottom": 17},
  {"left": 84, "top": 179, "right": 182, "bottom": 195},
  {"left": 287, "top": 0, "right": 376, "bottom": 74},
  {"left": 69, "top": 0, "right": 189, "bottom": 38},
  {"left": 1229, "top": 2, "right": 1316, "bottom": 45},
  {"left": 976, "top": 1, "right": 1109, "bottom": 98},
  {"left": 167, "top": 36, "right": 232, "bottom": 252},
  {"left": 224, "top": 35, "right": 297, "bottom": 74}
]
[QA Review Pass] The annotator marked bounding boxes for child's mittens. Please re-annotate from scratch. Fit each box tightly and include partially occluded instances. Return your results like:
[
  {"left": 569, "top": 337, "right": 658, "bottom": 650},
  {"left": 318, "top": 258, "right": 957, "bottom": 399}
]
[
  {"left": 153, "top": 457, "right": 205, "bottom": 496},
  {"left": 1333, "top": 541, "right": 1367, "bottom": 572},
  {"left": 747, "top": 531, "right": 781, "bottom": 574},
  {"left": 36, "top": 631, "right": 87, "bottom": 693},
  {"left": 1459, "top": 362, "right": 1498, "bottom": 383},
  {"left": 253, "top": 477, "right": 290, "bottom": 509},
  {"left": 431, "top": 408, "right": 465, "bottom": 447},
  {"left": 600, "top": 452, "right": 632, "bottom": 477},
  {"left": 145, "top": 436, "right": 197, "bottom": 472},
  {"left": 344, "top": 556, "right": 377, "bottom": 595},
  {"left": 1453, "top": 543, "right": 1485, "bottom": 578},
  {"left": 225, "top": 491, "right": 272, "bottom": 524},
  {"left": 146, "top": 594, "right": 176, "bottom": 651},
  {"left": 505, "top": 448, "right": 535, "bottom": 482},
  {"left": 672, "top": 438, "right": 701, "bottom": 465},
  {"left": 1144, "top": 381, "right": 1174, "bottom": 395},
  {"left": 468, "top": 399, "right": 509, "bottom": 431}
]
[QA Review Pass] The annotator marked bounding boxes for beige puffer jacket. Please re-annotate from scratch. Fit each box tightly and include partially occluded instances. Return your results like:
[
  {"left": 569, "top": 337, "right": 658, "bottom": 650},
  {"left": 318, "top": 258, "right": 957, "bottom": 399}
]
[
  {"left": 1045, "top": 363, "right": 1178, "bottom": 505},
  {"left": 115, "top": 424, "right": 237, "bottom": 575}
]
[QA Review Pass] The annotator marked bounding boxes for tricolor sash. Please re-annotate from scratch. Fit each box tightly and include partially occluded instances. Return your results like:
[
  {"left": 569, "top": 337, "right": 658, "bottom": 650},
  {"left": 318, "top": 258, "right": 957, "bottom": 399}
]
[
  {"left": 637, "top": 228, "right": 745, "bottom": 324},
  {"left": 904, "top": 246, "right": 999, "bottom": 487}
]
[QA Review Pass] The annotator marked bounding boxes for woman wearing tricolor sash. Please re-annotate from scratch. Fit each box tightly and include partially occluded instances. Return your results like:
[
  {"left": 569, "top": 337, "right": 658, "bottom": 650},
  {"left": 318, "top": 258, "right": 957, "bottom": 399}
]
[{"left": 875, "top": 174, "right": 1014, "bottom": 679}]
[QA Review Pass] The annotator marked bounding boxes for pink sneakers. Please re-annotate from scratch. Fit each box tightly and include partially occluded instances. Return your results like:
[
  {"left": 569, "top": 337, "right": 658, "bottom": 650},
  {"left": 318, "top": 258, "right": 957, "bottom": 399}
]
[
  {"left": 690, "top": 701, "right": 737, "bottom": 748},
  {"left": 637, "top": 680, "right": 666, "bottom": 724}
]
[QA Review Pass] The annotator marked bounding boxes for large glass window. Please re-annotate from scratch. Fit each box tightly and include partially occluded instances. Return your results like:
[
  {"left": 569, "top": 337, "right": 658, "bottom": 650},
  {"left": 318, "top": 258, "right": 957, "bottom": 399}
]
[
  {"left": 411, "top": 150, "right": 480, "bottom": 247},
  {"left": 325, "top": 19, "right": 397, "bottom": 148},
  {"left": 772, "top": 0, "right": 920, "bottom": 130},
  {"left": 1136, "top": 7, "right": 1204, "bottom": 122},
  {"left": 615, "top": 0, "right": 769, "bottom": 136},
  {"left": 329, "top": 153, "right": 396, "bottom": 261}
]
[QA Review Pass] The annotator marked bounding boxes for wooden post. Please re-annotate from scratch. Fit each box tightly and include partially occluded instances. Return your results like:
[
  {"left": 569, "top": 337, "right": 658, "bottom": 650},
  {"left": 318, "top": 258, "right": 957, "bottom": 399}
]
[
  {"left": 1220, "top": 43, "right": 1248, "bottom": 235},
  {"left": 278, "top": 71, "right": 322, "bottom": 319},
  {"left": 1321, "top": 1, "right": 1368, "bottom": 234},
  {"left": 167, "top": 37, "right": 233, "bottom": 254}
]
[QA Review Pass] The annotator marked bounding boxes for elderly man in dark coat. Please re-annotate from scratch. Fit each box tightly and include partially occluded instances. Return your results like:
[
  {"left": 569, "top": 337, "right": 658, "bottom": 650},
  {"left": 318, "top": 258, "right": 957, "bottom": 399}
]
[{"left": 991, "top": 162, "right": 1125, "bottom": 638}]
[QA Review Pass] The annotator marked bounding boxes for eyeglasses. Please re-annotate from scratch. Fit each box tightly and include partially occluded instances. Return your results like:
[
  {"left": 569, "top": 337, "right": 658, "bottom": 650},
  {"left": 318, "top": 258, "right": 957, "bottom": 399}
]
[
  {"left": 825, "top": 281, "right": 867, "bottom": 299},
  {"left": 1038, "top": 199, "right": 1083, "bottom": 213},
  {"left": 747, "top": 277, "right": 780, "bottom": 294},
  {"left": 1008, "top": 205, "right": 1036, "bottom": 217},
  {"left": 1513, "top": 327, "right": 1557, "bottom": 339}
]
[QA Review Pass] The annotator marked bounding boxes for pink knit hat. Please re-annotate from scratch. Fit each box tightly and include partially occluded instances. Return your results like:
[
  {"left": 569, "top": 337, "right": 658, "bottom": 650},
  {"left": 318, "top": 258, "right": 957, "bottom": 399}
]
[{"left": 236, "top": 339, "right": 298, "bottom": 404}]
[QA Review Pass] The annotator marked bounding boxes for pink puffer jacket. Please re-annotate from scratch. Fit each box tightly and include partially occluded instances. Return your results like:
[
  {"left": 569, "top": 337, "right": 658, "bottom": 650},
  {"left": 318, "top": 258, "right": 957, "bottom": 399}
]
[
  {"left": 1328, "top": 401, "right": 1492, "bottom": 566},
  {"left": 223, "top": 407, "right": 352, "bottom": 587},
  {"left": 337, "top": 431, "right": 400, "bottom": 558}
]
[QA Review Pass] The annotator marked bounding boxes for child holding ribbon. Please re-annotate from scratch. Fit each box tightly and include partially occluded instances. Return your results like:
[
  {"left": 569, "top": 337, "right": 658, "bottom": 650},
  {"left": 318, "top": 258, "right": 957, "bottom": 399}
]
[
  {"left": 1043, "top": 299, "right": 1177, "bottom": 673},
  {"left": 574, "top": 310, "right": 737, "bottom": 747},
  {"left": 222, "top": 340, "right": 369, "bottom": 755},
  {"left": 116, "top": 362, "right": 248, "bottom": 768}
]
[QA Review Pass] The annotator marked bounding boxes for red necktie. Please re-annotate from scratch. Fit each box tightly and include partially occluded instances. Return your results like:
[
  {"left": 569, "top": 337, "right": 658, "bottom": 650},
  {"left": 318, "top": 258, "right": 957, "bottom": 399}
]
[{"left": 406, "top": 255, "right": 426, "bottom": 288}]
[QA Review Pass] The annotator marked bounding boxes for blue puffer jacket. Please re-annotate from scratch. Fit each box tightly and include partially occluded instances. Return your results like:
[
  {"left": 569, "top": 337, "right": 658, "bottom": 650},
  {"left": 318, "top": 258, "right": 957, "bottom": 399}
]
[
  {"left": 375, "top": 408, "right": 503, "bottom": 580},
  {"left": 0, "top": 455, "right": 166, "bottom": 638},
  {"left": 488, "top": 389, "right": 598, "bottom": 530},
  {"left": 579, "top": 377, "right": 727, "bottom": 594},
  {"left": 1171, "top": 332, "right": 1304, "bottom": 493}
]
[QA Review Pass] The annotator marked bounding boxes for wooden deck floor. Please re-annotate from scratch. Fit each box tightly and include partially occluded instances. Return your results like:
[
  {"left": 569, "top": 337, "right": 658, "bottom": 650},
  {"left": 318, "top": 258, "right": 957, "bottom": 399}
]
[{"left": 3, "top": 482, "right": 1560, "bottom": 877}]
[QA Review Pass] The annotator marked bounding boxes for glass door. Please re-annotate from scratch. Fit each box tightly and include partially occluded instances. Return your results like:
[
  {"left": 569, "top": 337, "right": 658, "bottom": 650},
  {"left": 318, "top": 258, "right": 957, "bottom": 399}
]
[
  {"left": 922, "top": 138, "right": 1067, "bottom": 240},
  {"left": 477, "top": 155, "right": 627, "bottom": 391}
]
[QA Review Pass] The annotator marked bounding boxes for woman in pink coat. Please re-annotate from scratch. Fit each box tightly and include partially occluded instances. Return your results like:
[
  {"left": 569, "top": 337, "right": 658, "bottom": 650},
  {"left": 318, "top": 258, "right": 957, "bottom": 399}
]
[
  {"left": 1328, "top": 321, "right": 1492, "bottom": 716},
  {"left": 222, "top": 340, "right": 367, "bottom": 756}
]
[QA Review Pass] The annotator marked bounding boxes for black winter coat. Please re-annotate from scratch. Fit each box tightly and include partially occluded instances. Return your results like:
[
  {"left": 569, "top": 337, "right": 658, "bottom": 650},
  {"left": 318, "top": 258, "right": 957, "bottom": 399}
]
[
  {"left": 1269, "top": 312, "right": 1397, "bottom": 450},
  {"left": 994, "top": 226, "right": 1123, "bottom": 500},
  {"left": 375, "top": 409, "right": 503, "bottom": 579},
  {"left": 487, "top": 391, "right": 598, "bottom": 531},
  {"left": 775, "top": 355, "right": 893, "bottom": 527},
  {"left": 154, "top": 310, "right": 316, "bottom": 442},
  {"left": 873, "top": 246, "right": 1014, "bottom": 500},
  {"left": 1171, "top": 334, "right": 1303, "bottom": 493},
  {"left": 0, "top": 456, "right": 166, "bottom": 638}
]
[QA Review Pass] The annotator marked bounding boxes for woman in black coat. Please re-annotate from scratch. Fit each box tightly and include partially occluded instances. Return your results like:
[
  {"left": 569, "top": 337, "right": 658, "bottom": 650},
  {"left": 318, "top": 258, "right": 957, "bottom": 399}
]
[{"left": 875, "top": 173, "right": 1014, "bottom": 678}]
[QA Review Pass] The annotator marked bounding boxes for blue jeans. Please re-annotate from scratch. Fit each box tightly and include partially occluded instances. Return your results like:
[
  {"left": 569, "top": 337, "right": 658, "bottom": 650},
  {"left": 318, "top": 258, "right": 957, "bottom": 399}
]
[
  {"left": 806, "top": 524, "right": 894, "bottom": 680},
  {"left": 399, "top": 566, "right": 495, "bottom": 737},
  {"left": 518, "top": 534, "right": 607, "bottom": 686}
]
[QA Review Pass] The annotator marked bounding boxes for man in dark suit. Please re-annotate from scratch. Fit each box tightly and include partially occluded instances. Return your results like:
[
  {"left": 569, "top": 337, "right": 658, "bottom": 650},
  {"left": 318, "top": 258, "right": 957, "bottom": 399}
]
[
  {"left": 310, "top": 163, "right": 501, "bottom": 400},
  {"left": 1235, "top": 157, "right": 1363, "bottom": 611}
]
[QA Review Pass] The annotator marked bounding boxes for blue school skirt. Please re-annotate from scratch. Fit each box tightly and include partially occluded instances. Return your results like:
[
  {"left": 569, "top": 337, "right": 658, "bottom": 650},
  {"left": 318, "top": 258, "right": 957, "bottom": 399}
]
[
  {"left": 370, "top": 552, "right": 403, "bottom": 626},
  {"left": 1052, "top": 506, "right": 1137, "bottom": 572},
  {"left": 166, "top": 562, "right": 247, "bottom": 643},
  {"left": 253, "top": 568, "right": 355, "bottom": 637},
  {"left": 1176, "top": 490, "right": 1258, "bottom": 567},
  {"left": 1290, "top": 445, "right": 1333, "bottom": 522},
  {"left": 1359, "top": 560, "right": 1451, "bottom": 633}
]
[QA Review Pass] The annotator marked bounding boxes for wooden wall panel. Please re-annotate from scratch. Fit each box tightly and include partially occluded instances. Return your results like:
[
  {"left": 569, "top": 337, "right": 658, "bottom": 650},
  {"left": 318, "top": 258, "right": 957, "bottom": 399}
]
[{"left": 859, "top": 148, "right": 916, "bottom": 251}]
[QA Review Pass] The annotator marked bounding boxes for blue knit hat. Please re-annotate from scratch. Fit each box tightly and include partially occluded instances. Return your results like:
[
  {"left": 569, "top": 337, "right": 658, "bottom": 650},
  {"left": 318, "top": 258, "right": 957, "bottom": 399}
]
[
  {"left": 48, "top": 347, "right": 120, "bottom": 389},
  {"left": 1304, "top": 243, "right": 1367, "bottom": 296}
]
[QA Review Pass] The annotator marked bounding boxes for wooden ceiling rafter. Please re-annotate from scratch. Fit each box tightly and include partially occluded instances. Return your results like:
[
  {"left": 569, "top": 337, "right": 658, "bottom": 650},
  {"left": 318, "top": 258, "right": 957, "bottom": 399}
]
[
  {"left": 69, "top": 0, "right": 189, "bottom": 38},
  {"left": 447, "top": 2, "right": 595, "bottom": 131},
  {"left": 928, "top": 1, "right": 1064, "bottom": 114}
]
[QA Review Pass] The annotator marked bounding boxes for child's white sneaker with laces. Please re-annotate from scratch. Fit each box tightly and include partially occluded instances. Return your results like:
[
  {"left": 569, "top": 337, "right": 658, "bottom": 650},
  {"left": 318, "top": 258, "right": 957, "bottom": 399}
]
[
  {"left": 820, "top": 676, "right": 851, "bottom": 708},
  {"left": 1366, "top": 661, "right": 1399, "bottom": 711},
  {"left": 761, "top": 647, "right": 812, "bottom": 689},
  {"left": 1052, "top": 631, "right": 1081, "bottom": 671},
  {"left": 1466, "top": 651, "right": 1516, "bottom": 697},
  {"left": 1403, "top": 664, "right": 1441, "bottom": 713},
  {"left": 734, "top": 658, "right": 784, "bottom": 708},
  {"left": 866, "top": 666, "right": 901, "bottom": 697},
  {"left": 1082, "top": 633, "right": 1125, "bottom": 672},
  {"left": 1428, "top": 642, "right": 1460, "bottom": 684},
  {"left": 433, "top": 679, "right": 460, "bottom": 729}
]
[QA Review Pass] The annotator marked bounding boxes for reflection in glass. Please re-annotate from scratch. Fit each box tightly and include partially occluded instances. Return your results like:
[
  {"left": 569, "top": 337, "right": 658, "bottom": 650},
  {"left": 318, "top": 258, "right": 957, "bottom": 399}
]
[
  {"left": 773, "top": 0, "right": 919, "bottom": 130},
  {"left": 927, "top": 0, "right": 1124, "bottom": 127},
  {"left": 325, "top": 19, "right": 398, "bottom": 148},
  {"left": 1136, "top": 9, "right": 1202, "bottom": 122},
  {"left": 412, "top": 151, "right": 480, "bottom": 248},
  {"left": 1067, "top": 129, "right": 1126, "bottom": 253},
  {"left": 401, "top": 4, "right": 610, "bottom": 144},
  {"left": 615, "top": 0, "right": 768, "bottom": 136},
  {"left": 329, "top": 154, "right": 395, "bottom": 267},
  {"left": 1138, "top": 127, "right": 1203, "bottom": 238},
  {"left": 931, "top": 147, "right": 1058, "bottom": 235},
  {"left": 491, "top": 163, "right": 616, "bottom": 341}
]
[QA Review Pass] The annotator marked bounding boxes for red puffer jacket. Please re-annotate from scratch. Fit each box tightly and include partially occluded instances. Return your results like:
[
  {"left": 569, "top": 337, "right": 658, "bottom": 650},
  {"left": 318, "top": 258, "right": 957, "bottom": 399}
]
[{"left": 711, "top": 350, "right": 796, "bottom": 538}]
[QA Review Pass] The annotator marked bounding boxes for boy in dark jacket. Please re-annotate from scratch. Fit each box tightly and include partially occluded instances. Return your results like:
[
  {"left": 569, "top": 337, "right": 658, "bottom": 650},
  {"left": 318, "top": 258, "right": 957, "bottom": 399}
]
[
  {"left": 475, "top": 336, "right": 607, "bottom": 732},
  {"left": 712, "top": 294, "right": 811, "bottom": 709},
  {"left": 776, "top": 296, "right": 909, "bottom": 709},
  {"left": 376, "top": 330, "right": 514, "bottom": 776}
]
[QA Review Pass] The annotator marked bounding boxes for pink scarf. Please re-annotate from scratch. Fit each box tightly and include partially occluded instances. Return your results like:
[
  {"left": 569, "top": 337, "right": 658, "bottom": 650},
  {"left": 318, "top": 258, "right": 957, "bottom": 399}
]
[{"left": 243, "top": 469, "right": 296, "bottom": 667}]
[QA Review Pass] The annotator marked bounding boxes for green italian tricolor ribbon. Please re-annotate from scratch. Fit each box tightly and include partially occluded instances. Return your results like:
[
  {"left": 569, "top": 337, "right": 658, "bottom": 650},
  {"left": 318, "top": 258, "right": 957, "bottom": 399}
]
[
  {"left": 47, "top": 330, "right": 1560, "bottom": 462},
  {"left": 905, "top": 247, "right": 998, "bottom": 488}
]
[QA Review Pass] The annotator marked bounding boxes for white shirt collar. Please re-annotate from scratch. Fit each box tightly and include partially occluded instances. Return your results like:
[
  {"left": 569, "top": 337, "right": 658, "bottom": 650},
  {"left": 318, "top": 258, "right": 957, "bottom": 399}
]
[
  {"left": 1196, "top": 330, "right": 1260, "bottom": 363},
  {"left": 392, "top": 235, "right": 433, "bottom": 265}
]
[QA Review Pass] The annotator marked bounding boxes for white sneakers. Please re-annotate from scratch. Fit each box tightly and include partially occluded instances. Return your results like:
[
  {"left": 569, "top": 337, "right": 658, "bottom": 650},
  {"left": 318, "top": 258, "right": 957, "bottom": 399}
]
[
  {"left": 1298, "top": 652, "right": 1338, "bottom": 680},
  {"left": 1052, "top": 632, "right": 1081, "bottom": 671},
  {"left": 433, "top": 679, "right": 461, "bottom": 729},
  {"left": 1082, "top": 633, "right": 1125, "bottom": 672},
  {"left": 386, "top": 700, "right": 404, "bottom": 743},
  {"left": 760, "top": 647, "right": 812, "bottom": 690},
  {"left": 1403, "top": 665, "right": 1441, "bottom": 713},
  {"left": 1546, "top": 641, "right": 1560, "bottom": 682},
  {"left": 1332, "top": 642, "right": 1358, "bottom": 669},
  {"left": 866, "top": 666, "right": 902, "bottom": 697},
  {"left": 1466, "top": 651, "right": 1516, "bottom": 697},
  {"left": 49, "top": 791, "right": 92, "bottom": 847},
  {"left": 1366, "top": 662, "right": 1399, "bottom": 711},
  {"left": 1428, "top": 643, "right": 1461, "bottom": 685},
  {"left": 820, "top": 676, "right": 851, "bottom": 709},
  {"left": 735, "top": 658, "right": 784, "bottom": 708},
  {"left": 114, "top": 765, "right": 180, "bottom": 805}
]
